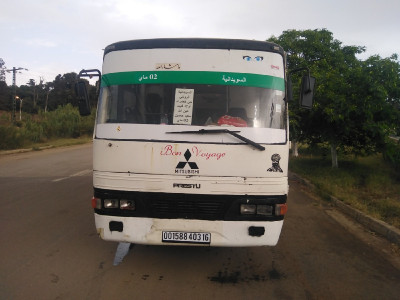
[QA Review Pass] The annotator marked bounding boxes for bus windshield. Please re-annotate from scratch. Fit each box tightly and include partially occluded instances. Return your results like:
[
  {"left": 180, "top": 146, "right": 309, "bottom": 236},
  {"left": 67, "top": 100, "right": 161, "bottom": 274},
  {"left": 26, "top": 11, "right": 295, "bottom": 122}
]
[{"left": 97, "top": 84, "right": 285, "bottom": 129}]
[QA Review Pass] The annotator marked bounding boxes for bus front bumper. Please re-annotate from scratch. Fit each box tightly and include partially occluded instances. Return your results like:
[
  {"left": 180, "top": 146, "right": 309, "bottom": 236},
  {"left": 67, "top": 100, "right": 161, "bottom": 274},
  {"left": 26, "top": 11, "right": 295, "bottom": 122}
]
[{"left": 94, "top": 213, "right": 284, "bottom": 247}]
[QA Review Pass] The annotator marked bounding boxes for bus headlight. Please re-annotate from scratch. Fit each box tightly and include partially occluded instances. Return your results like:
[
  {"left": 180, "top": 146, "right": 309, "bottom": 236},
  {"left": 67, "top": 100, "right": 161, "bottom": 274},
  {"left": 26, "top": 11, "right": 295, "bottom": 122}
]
[
  {"left": 257, "top": 205, "right": 273, "bottom": 216},
  {"left": 240, "top": 204, "right": 256, "bottom": 215},
  {"left": 104, "top": 199, "right": 119, "bottom": 208},
  {"left": 240, "top": 204, "right": 275, "bottom": 216},
  {"left": 120, "top": 200, "right": 135, "bottom": 210}
]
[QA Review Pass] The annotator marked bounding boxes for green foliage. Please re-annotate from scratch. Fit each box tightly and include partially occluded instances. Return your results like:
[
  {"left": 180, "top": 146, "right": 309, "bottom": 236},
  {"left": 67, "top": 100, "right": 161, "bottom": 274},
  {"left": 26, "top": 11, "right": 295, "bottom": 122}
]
[
  {"left": 24, "top": 115, "right": 45, "bottom": 143},
  {"left": 0, "top": 68, "right": 97, "bottom": 150},
  {"left": 0, "top": 105, "right": 95, "bottom": 150},
  {"left": 0, "top": 125, "right": 26, "bottom": 149},
  {"left": 0, "top": 58, "right": 5, "bottom": 82},
  {"left": 0, "top": 81, "right": 10, "bottom": 111},
  {"left": 44, "top": 104, "right": 81, "bottom": 138},
  {"left": 79, "top": 108, "right": 97, "bottom": 135},
  {"left": 383, "top": 139, "right": 400, "bottom": 171},
  {"left": 269, "top": 29, "right": 400, "bottom": 167}
]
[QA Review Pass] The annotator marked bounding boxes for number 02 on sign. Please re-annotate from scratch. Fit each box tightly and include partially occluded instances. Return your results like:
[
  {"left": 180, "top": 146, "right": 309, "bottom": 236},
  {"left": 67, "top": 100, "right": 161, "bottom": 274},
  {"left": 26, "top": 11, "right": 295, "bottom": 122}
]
[{"left": 162, "top": 231, "right": 211, "bottom": 244}]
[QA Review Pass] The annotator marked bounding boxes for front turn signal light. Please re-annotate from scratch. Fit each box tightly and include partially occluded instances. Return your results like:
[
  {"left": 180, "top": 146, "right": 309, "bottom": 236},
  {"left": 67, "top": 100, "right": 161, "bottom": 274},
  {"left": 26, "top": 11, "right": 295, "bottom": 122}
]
[
  {"left": 91, "top": 197, "right": 102, "bottom": 209},
  {"left": 275, "top": 203, "right": 288, "bottom": 216}
]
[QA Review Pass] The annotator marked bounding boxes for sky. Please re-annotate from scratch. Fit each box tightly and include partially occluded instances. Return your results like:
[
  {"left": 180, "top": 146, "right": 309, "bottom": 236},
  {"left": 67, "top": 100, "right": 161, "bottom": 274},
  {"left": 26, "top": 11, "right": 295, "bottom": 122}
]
[{"left": 1, "top": 0, "right": 399, "bottom": 87}]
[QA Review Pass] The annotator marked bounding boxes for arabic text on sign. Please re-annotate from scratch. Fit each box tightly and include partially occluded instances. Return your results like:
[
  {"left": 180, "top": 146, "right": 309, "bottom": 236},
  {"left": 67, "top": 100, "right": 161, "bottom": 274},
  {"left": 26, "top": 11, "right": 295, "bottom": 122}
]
[
  {"left": 138, "top": 73, "right": 158, "bottom": 82},
  {"left": 222, "top": 75, "right": 247, "bottom": 84},
  {"left": 173, "top": 89, "right": 194, "bottom": 125}
]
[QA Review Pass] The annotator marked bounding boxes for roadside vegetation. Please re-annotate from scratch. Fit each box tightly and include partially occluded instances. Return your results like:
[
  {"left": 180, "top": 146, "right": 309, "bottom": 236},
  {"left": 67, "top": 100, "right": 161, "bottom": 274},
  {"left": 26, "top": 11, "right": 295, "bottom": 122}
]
[
  {"left": 0, "top": 105, "right": 95, "bottom": 150},
  {"left": 269, "top": 29, "right": 400, "bottom": 169},
  {"left": 289, "top": 144, "right": 400, "bottom": 229}
]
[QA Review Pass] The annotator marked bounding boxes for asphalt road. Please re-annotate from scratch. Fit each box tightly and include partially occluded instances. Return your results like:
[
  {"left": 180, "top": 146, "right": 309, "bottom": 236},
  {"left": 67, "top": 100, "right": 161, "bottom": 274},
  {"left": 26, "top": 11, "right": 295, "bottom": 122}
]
[{"left": 0, "top": 144, "right": 399, "bottom": 300}]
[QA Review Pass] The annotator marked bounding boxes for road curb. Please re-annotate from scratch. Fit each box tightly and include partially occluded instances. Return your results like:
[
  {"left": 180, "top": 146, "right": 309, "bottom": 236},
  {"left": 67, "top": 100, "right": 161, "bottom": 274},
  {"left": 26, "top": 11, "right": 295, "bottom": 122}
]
[
  {"left": 290, "top": 172, "right": 400, "bottom": 246},
  {"left": 0, "top": 145, "right": 54, "bottom": 156}
]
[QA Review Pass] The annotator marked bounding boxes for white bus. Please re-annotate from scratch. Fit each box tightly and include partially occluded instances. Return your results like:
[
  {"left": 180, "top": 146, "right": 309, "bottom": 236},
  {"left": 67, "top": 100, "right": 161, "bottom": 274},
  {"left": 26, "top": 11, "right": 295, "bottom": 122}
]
[{"left": 77, "top": 38, "right": 314, "bottom": 247}]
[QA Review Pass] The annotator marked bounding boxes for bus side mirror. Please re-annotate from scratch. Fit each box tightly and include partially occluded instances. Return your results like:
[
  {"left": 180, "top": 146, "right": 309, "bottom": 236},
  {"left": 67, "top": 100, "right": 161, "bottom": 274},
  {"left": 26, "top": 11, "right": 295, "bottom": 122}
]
[
  {"left": 75, "top": 81, "right": 91, "bottom": 116},
  {"left": 300, "top": 75, "right": 316, "bottom": 109}
]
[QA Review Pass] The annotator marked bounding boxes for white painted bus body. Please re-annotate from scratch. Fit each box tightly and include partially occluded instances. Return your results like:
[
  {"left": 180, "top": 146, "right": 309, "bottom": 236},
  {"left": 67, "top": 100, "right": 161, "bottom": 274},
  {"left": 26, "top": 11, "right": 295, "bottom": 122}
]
[{"left": 92, "top": 39, "right": 288, "bottom": 246}]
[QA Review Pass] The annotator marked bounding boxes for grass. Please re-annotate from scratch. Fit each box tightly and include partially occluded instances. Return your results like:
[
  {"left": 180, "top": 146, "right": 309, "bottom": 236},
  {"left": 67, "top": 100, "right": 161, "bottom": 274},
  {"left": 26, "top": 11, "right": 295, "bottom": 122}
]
[
  {"left": 0, "top": 106, "right": 95, "bottom": 151},
  {"left": 30, "top": 136, "right": 93, "bottom": 149},
  {"left": 0, "top": 135, "right": 92, "bottom": 154},
  {"left": 289, "top": 153, "right": 400, "bottom": 229}
]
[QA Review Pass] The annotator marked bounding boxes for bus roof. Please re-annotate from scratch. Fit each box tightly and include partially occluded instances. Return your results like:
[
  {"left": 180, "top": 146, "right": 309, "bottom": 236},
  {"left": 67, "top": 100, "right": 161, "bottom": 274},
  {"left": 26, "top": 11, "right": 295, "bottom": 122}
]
[{"left": 104, "top": 38, "right": 284, "bottom": 57}]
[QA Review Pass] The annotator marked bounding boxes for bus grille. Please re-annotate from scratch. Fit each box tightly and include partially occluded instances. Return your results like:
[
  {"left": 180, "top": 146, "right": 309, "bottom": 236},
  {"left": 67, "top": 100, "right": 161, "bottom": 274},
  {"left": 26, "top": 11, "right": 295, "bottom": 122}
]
[
  {"left": 150, "top": 199, "right": 226, "bottom": 220},
  {"left": 94, "top": 188, "right": 287, "bottom": 221}
]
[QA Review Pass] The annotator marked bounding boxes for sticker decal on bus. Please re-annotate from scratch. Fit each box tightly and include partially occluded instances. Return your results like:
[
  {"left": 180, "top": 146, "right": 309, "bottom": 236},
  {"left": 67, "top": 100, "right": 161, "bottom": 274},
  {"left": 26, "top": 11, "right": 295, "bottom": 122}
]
[
  {"left": 160, "top": 145, "right": 226, "bottom": 161},
  {"left": 267, "top": 153, "right": 283, "bottom": 172}
]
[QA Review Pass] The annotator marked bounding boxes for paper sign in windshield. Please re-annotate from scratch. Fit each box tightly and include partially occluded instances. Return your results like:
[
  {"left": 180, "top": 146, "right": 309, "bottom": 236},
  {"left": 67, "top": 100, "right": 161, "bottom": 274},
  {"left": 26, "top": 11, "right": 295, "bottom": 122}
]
[{"left": 173, "top": 89, "right": 194, "bottom": 125}]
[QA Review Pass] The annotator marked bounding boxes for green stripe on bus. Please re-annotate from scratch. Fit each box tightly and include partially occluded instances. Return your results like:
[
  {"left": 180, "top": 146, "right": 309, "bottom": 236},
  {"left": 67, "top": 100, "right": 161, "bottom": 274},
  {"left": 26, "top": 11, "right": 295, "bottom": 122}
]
[{"left": 101, "top": 71, "right": 285, "bottom": 91}]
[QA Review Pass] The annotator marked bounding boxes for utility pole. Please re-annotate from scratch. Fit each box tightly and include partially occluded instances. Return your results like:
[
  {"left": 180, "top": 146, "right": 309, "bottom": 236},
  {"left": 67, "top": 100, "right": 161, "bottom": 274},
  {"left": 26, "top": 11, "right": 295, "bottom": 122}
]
[{"left": 6, "top": 67, "right": 28, "bottom": 123}]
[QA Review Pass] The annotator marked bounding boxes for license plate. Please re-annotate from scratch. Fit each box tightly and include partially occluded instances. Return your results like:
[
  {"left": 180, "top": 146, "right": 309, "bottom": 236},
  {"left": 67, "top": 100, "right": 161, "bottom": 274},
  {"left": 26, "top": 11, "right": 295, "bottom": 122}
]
[{"left": 162, "top": 231, "right": 211, "bottom": 244}]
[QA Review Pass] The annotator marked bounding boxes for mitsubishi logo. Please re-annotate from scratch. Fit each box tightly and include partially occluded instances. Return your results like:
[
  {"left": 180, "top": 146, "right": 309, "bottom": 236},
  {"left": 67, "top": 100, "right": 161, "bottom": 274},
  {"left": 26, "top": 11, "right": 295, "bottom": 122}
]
[{"left": 176, "top": 149, "right": 198, "bottom": 169}]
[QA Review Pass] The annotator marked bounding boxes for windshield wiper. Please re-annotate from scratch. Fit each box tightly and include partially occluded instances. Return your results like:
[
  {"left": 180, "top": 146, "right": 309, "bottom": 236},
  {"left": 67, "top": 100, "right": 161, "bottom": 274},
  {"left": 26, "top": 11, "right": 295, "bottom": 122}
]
[{"left": 166, "top": 129, "right": 265, "bottom": 151}]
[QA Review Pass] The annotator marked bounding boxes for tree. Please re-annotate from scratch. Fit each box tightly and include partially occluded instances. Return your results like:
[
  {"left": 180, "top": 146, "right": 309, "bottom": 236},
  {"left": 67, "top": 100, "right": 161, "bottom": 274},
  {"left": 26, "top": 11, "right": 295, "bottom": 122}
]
[
  {"left": 361, "top": 55, "right": 400, "bottom": 136},
  {"left": 269, "top": 29, "right": 399, "bottom": 168},
  {"left": 26, "top": 79, "right": 37, "bottom": 109},
  {"left": 0, "top": 58, "right": 9, "bottom": 111},
  {"left": 0, "top": 67, "right": 99, "bottom": 116},
  {"left": 0, "top": 58, "right": 6, "bottom": 82},
  {"left": 47, "top": 72, "right": 79, "bottom": 111},
  {"left": 0, "top": 81, "right": 9, "bottom": 111},
  {"left": 44, "top": 82, "right": 54, "bottom": 113}
]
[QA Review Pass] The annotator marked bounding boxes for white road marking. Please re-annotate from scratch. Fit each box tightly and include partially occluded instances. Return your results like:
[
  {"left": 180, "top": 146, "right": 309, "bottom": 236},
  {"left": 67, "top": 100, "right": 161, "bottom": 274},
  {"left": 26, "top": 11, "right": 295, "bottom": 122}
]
[{"left": 52, "top": 169, "right": 91, "bottom": 182}]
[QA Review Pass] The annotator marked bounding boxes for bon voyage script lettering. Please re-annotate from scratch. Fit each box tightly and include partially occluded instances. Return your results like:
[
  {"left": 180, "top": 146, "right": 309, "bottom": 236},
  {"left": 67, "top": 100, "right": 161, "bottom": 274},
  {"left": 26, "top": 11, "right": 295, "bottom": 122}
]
[{"left": 160, "top": 145, "right": 226, "bottom": 160}]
